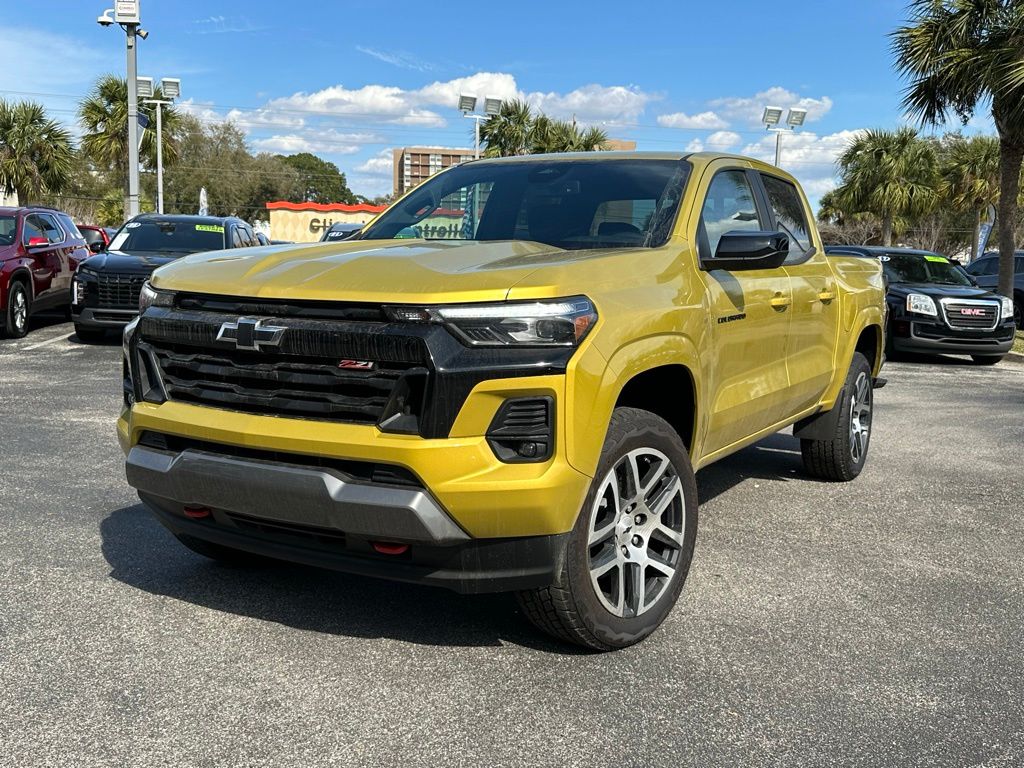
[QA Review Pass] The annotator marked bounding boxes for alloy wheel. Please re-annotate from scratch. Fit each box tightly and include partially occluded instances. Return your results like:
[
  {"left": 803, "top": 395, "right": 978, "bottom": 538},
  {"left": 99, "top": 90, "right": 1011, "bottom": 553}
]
[
  {"left": 12, "top": 289, "right": 27, "bottom": 332},
  {"left": 849, "top": 371, "right": 872, "bottom": 463},
  {"left": 587, "top": 448, "right": 686, "bottom": 618}
]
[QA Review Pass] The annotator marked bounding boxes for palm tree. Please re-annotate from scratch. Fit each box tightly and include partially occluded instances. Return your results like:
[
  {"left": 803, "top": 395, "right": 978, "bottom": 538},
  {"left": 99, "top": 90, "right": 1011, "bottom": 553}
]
[
  {"left": 939, "top": 134, "right": 1001, "bottom": 258},
  {"left": 480, "top": 99, "right": 533, "bottom": 157},
  {"left": 0, "top": 100, "right": 73, "bottom": 203},
  {"left": 79, "top": 74, "right": 181, "bottom": 189},
  {"left": 892, "top": 0, "right": 1024, "bottom": 296},
  {"left": 834, "top": 127, "right": 938, "bottom": 246}
]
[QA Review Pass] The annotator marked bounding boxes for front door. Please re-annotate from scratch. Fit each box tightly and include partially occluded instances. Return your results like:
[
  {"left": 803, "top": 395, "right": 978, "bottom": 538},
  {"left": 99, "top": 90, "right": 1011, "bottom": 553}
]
[{"left": 696, "top": 164, "right": 793, "bottom": 457}]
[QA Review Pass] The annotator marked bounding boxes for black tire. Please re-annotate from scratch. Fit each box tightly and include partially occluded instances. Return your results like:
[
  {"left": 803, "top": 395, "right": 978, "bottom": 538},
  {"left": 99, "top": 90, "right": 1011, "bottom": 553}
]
[
  {"left": 173, "top": 533, "right": 274, "bottom": 567},
  {"left": 74, "top": 325, "right": 107, "bottom": 344},
  {"left": 1012, "top": 293, "right": 1022, "bottom": 330},
  {"left": 971, "top": 355, "right": 1003, "bottom": 366},
  {"left": 801, "top": 352, "right": 873, "bottom": 482},
  {"left": 516, "top": 407, "right": 698, "bottom": 651},
  {"left": 3, "top": 280, "right": 30, "bottom": 339}
]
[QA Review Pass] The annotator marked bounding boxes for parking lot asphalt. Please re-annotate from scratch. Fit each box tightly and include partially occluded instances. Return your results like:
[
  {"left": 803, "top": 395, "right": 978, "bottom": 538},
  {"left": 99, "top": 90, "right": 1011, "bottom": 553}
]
[{"left": 1, "top": 316, "right": 1023, "bottom": 768}]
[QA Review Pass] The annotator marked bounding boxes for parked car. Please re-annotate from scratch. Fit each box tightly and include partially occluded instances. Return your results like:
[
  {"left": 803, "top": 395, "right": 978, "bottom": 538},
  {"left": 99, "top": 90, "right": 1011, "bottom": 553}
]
[
  {"left": 826, "top": 246, "right": 1015, "bottom": 364},
  {"left": 964, "top": 251, "right": 1024, "bottom": 328},
  {"left": 319, "top": 222, "right": 363, "bottom": 242},
  {"left": 120, "top": 152, "right": 886, "bottom": 649},
  {"left": 1, "top": 206, "right": 90, "bottom": 338},
  {"left": 72, "top": 214, "right": 259, "bottom": 342},
  {"left": 79, "top": 224, "right": 117, "bottom": 254}
]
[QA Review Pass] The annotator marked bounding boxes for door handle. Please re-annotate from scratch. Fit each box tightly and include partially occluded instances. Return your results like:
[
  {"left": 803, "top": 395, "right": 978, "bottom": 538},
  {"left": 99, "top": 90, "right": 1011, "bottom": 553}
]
[
  {"left": 770, "top": 293, "right": 791, "bottom": 310},
  {"left": 818, "top": 289, "right": 836, "bottom": 303}
]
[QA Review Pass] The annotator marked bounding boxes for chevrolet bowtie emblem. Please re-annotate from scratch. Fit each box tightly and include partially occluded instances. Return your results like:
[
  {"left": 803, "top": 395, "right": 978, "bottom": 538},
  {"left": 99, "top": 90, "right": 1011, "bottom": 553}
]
[{"left": 216, "top": 317, "right": 286, "bottom": 351}]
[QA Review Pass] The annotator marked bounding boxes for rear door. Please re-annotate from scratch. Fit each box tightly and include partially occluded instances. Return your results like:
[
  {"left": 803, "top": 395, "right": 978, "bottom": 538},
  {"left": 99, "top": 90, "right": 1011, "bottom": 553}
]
[
  {"left": 759, "top": 172, "right": 841, "bottom": 414},
  {"left": 967, "top": 256, "right": 999, "bottom": 291},
  {"left": 694, "top": 162, "right": 793, "bottom": 456}
]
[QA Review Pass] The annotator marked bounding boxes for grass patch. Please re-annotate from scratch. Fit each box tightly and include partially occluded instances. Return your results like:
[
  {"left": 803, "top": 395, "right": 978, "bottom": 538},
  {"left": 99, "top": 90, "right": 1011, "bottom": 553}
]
[{"left": 1015, "top": 332, "right": 1024, "bottom": 355}]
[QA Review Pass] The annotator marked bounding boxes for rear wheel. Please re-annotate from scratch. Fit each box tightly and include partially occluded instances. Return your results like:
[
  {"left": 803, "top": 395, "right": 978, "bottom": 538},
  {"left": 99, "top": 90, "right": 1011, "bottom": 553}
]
[
  {"left": 174, "top": 534, "right": 274, "bottom": 567},
  {"left": 801, "top": 352, "right": 873, "bottom": 482},
  {"left": 3, "top": 280, "right": 30, "bottom": 339},
  {"left": 516, "top": 407, "right": 698, "bottom": 651},
  {"left": 971, "top": 355, "right": 1003, "bottom": 366}
]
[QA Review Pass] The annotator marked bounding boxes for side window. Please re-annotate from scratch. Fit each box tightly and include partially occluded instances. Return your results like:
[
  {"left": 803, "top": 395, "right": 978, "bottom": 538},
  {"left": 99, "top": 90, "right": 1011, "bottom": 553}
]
[
  {"left": 231, "top": 227, "right": 244, "bottom": 248},
  {"left": 699, "top": 170, "right": 764, "bottom": 258},
  {"left": 22, "top": 215, "right": 44, "bottom": 245},
  {"left": 972, "top": 258, "right": 998, "bottom": 276},
  {"left": 37, "top": 214, "right": 64, "bottom": 244},
  {"left": 1016, "top": 256, "right": 1024, "bottom": 274},
  {"left": 242, "top": 225, "right": 257, "bottom": 247},
  {"left": 760, "top": 175, "right": 811, "bottom": 263},
  {"left": 58, "top": 214, "right": 83, "bottom": 240}
]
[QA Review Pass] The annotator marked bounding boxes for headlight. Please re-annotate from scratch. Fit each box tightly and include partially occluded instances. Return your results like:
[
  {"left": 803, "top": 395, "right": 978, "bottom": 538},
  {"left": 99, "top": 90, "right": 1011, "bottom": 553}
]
[
  {"left": 999, "top": 295, "right": 1014, "bottom": 321},
  {"left": 386, "top": 296, "right": 598, "bottom": 347},
  {"left": 138, "top": 282, "right": 174, "bottom": 313},
  {"left": 906, "top": 293, "right": 937, "bottom": 317}
]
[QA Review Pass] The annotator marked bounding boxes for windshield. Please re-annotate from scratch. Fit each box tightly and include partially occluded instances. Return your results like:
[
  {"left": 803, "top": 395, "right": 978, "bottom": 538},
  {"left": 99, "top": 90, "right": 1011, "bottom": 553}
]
[
  {"left": 359, "top": 159, "right": 690, "bottom": 250},
  {"left": 881, "top": 252, "right": 972, "bottom": 286},
  {"left": 0, "top": 215, "right": 15, "bottom": 246},
  {"left": 108, "top": 220, "right": 227, "bottom": 254}
]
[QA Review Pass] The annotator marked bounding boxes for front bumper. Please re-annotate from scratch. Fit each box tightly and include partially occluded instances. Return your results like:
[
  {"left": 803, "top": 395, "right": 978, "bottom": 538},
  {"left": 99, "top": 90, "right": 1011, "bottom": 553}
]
[
  {"left": 893, "top": 319, "right": 1015, "bottom": 356},
  {"left": 73, "top": 305, "right": 138, "bottom": 328}
]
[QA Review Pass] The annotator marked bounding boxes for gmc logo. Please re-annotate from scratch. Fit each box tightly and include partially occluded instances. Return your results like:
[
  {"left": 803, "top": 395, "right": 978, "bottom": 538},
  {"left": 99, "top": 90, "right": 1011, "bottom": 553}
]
[{"left": 960, "top": 308, "right": 986, "bottom": 316}]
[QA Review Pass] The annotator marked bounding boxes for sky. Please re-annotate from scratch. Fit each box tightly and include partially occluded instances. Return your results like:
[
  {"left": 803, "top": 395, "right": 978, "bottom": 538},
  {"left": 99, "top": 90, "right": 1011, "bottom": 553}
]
[{"left": 0, "top": 0, "right": 994, "bottom": 209}]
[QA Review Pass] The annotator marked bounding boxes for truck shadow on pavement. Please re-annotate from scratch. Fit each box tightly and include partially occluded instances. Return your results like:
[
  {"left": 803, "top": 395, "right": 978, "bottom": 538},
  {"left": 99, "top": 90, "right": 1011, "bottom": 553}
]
[
  {"left": 696, "top": 432, "right": 806, "bottom": 504},
  {"left": 99, "top": 504, "right": 589, "bottom": 654}
]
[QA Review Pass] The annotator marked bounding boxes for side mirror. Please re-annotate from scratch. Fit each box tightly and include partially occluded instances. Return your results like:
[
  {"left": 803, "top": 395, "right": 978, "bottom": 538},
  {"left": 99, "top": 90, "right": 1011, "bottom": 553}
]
[
  {"left": 27, "top": 236, "right": 49, "bottom": 250},
  {"left": 703, "top": 230, "right": 789, "bottom": 271},
  {"left": 89, "top": 241, "right": 105, "bottom": 253}
]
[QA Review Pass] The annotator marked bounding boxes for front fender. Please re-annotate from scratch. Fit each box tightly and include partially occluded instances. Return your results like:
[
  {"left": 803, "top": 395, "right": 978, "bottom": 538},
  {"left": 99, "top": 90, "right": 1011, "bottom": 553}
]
[{"left": 565, "top": 333, "right": 702, "bottom": 477}]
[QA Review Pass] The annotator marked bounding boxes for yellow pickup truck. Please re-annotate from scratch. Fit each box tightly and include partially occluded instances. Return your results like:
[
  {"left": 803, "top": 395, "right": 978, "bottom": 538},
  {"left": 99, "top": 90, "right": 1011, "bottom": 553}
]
[{"left": 118, "top": 152, "right": 885, "bottom": 649}]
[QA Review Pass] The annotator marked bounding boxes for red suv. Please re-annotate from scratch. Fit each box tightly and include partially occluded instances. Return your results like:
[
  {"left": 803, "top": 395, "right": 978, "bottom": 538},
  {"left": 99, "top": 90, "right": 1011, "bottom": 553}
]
[{"left": 1, "top": 206, "right": 90, "bottom": 338}]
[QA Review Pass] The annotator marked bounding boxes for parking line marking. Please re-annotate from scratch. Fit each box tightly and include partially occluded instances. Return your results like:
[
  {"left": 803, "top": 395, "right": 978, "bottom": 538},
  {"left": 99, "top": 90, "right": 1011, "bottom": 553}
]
[{"left": 23, "top": 333, "right": 73, "bottom": 351}]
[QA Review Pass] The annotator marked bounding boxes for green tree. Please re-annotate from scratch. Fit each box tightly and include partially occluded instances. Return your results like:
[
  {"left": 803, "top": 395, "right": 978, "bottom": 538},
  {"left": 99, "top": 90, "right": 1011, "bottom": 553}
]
[
  {"left": 277, "top": 152, "right": 356, "bottom": 204},
  {"left": 893, "top": 0, "right": 1024, "bottom": 296},
  {"left": 0, "top": 100, "right": 73, "bottom": 203},
  {"left": 833, "top": 127, "right": 938, "bottom": 246},
  {"left": 480, "top": 100, "right": 534, "bottom": 157},
  {"left": 939, "top": 134, "right": 1001, "bottom": 257},
  {"left": 79, "top": 75, "right": 182, "bottom": 193}
]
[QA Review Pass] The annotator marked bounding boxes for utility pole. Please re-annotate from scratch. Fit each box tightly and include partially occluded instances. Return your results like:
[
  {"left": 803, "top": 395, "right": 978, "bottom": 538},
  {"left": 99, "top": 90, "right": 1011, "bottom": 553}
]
[{"left": 142, "top": 78, "right": 179, "bottom": 214}]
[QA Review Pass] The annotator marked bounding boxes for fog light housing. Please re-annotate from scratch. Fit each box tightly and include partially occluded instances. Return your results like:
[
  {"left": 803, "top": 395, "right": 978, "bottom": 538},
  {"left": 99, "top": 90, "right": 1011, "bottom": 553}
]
[{"left": 486, "top": 397, "right": 554, "bottom": 463}]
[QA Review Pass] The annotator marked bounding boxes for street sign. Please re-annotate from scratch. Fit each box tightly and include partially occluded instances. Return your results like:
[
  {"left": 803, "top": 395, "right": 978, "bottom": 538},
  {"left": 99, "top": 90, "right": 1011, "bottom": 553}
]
[{"left": 115, "top": 0, "right": 140, "bottom": 24}]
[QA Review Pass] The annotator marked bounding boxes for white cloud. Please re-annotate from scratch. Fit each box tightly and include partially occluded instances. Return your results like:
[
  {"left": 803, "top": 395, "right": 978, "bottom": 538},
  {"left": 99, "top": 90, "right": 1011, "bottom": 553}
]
[
  {"left": 711, "top": 86, "right": 833, "bottom": 127},
  {"left": 685, "top": 138, "right": 705, "bottom": 152},
  {"left": 527, "top": 84, "right": 655, "bottom": 123},
  {"left": 355, "top": 149, "right": 394, "bottom": 177},
  {"left": 657, "top": 110, "right": 729, "bottom": 130},
  {"left": 707, "top": 130, "right": 742, "bottom": 150}
]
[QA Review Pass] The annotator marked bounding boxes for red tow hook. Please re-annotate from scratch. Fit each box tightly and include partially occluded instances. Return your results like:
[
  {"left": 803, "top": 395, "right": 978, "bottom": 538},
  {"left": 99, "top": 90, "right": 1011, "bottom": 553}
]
[
  {"left": 371, "top": 541, "right": 409, "bottom": 556},
  {"left": 183, "top": 505, "right": 212, "bottom": 519}
]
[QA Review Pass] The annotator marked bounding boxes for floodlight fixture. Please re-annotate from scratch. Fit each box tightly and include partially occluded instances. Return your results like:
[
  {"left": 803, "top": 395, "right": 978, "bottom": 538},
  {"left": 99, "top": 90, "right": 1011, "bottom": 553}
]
[
  {"left": 786, "top": 108, "right": 808, "bottom": 127},
  {"left": 762, "top": 106, "right": 783, "bottom": 127},
  {"left": 160, "top": 77, "right": 180, "bottom": 99},
  {"left": 136, "top": 76, "right": 154, "bottom": 99},
  {"left": 458, "top": 94, "right": 477, "bottom": 113},
  {"left": 483, "top": 97, "right": 503, "bottom": 116}
]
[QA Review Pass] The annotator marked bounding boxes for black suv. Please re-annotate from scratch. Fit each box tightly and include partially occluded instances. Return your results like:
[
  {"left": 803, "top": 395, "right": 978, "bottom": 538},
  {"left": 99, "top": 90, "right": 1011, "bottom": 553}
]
[
  {"left": 72, "top": 214, "right": 258, "bottom": 342},
  {"left": 964, "top": 251, "right": 1024, "bottom": 329},
  {"left": 826, "top": 246, "right": 1015, "bottom": 365}
]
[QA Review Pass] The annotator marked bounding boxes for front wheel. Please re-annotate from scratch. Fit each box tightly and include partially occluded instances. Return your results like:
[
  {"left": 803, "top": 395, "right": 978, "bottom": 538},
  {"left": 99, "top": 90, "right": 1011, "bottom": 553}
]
[
  {"left": 801, "top": 352, "right": 873, "bottom": 482},
  {"left": 3, "top": 281, "right": 30, "bottom": 339},
  {"left": 517, "top": 407, "right": 698, "bottom": 651},
  {"left": 971, "top": 355, "right": 1003, "bottom": 366}
]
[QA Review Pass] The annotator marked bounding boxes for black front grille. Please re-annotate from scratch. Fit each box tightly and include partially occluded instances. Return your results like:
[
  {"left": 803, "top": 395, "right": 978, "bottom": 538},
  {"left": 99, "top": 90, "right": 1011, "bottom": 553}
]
[
  {"left": 97, "top": 273, "right": 147, "bottom": 308},
  {"left": 943, "top": 301, "right": 998, "bottom": 329},
  {"left": 146, "top": 343, "right": 425, "bottom": 424}
]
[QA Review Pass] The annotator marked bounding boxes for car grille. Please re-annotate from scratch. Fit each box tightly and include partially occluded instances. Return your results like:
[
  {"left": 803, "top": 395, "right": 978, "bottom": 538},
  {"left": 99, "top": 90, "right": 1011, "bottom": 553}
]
[
  {"left": 97, "top": 273, "right": 147, "bottom": 308},
  {"left": 134, "top": 308, "right": 430, "bottom": 427},
  {"left": 941, "top": 300, "right": 1000, "bottom": 330}
]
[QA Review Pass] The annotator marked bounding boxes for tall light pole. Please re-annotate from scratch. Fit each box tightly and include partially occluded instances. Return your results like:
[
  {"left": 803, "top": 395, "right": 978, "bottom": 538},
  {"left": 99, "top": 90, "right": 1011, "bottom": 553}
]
[
  {"left": 458, "top": 95, "right": 502, "bottom": 159},
  {"left": 141, "top": 77, "right": 180, "bottom": 214},
  {"left": 97, "top": 2, "right": 148, "bottom": 220},
  {"left": 762, "top": 106, "right": 807, "bottom": 167}
]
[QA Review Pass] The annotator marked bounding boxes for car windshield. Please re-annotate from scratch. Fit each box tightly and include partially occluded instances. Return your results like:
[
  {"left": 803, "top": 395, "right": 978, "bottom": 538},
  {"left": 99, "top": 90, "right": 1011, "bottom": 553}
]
[
  {"left": 0, "top": 215, "right": 15, "bottom": 246},
  {"left": 108, "top": 220, "right": 227, "bottom": 254},
  {"left": 359, "top": 159, "right": 689, "bottom": 250},
  {"left": 881, "top": 252, "right": 972, "bottom": 286}
]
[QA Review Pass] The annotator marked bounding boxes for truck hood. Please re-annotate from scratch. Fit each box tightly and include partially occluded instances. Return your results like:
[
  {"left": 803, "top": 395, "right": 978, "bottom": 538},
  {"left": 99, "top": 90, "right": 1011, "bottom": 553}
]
[
  {"left": 149, "top": 239, "right": 575, "bottom": 304},
  {"left": 81, "top": 250, "right": 185, "bottom": 274}
]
